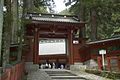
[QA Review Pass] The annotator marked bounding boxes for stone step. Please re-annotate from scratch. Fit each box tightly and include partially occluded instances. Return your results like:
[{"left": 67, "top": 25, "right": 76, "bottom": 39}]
[
  {"left": 46, "top": 71, "right": 75, "bottom": 74},
  {"left": 51, "top": 76, "right": 87, "bottom": 80},
  {"left": 44, "top": 69, "right": 88, "bottom": 80},
  {"left": 45, "top": 71, "right": 69, "bottom": 74},
  {"left": 52, "top": 79, "right": 86, "bottom": 80},
  {"left": 49, "top": 73, "right": 76, "bottom": 76}
]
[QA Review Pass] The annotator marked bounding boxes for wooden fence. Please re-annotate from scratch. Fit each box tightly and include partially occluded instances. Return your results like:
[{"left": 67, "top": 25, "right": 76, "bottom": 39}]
[{"left": 0, "top": 61, "right": 25, "bottom": 80}]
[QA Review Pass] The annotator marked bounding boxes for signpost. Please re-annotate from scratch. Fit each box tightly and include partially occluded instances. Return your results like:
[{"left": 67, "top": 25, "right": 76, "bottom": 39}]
[{"left": 99, "top": 49, "right": 106, "bottom": 70}]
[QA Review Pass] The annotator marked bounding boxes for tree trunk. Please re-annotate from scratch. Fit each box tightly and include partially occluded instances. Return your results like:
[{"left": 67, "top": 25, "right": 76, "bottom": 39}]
[
  {"left": 17, "top": 0, "right": 26, "bottom": 61},
  {"left": 79, "top": 0, "right": 85, "bottom": 38},
  {"left": 79, "top": 0, "right": 85, "bottom": 21},
  {"left": 0, "top": 0, "right": 4, "bottom": 67},
  {"left": 11, "top": 0, "right": 19, "bottom": 44},
  {"left": 24, "top": 0, "right": 34, "bottom": 12},
  {"left": 2, "top": 0, "right": 12, "bottom": 70},
  {"left": 90, "top": 7, "right": 97, "bottom": 41}
]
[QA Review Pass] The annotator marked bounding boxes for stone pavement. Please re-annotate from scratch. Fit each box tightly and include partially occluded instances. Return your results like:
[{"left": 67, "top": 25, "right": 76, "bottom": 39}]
[
  {"left": 71, "top": 70, "right": 112, "bottom": 80},
  {"left": 27, "top": 69, "right": 52, "bottom": 80},
  {"left": 27, "top": 69, "right": 112, "bottom": 80},
  {"left": 44, "top": 69, "right": 87, "bottom": 80}
]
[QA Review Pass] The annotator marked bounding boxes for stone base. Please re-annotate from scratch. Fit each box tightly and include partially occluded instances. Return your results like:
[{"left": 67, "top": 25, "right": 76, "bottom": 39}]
[
  {"left": 84, "top": 59, "right": 98, "bottom": 69},
  {"left": 70, "top": 62, "right": 86, "bottom": 71},
  {"left": 25, "top": 62, "right": 39, "bottom": 72},
  {"left": 70, "top": 60, "right": 98, "bottom": 71},
  {"left": 74, "top": 62, "right": 83, "bottom": 65}
]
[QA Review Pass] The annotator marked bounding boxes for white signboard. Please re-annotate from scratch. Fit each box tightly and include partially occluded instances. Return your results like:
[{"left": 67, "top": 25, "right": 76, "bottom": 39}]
[
  {"left": 73, "top": 40, "right": 79, "bottom": 44},
  {"left": 99, "top": 49, "right": 106, "bottom": 70},
  {"left": 99, "top": 50, "right": 106, "bottom": 55}
]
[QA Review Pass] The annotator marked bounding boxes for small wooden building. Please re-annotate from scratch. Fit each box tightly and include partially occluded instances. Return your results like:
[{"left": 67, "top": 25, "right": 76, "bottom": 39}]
[{"left": 87, "top": 37, "right": 120, "bottom": 71}]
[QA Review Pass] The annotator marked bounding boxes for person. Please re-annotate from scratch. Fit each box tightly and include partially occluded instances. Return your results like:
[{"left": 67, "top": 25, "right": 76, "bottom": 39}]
[
  {"left": 60, "top": 64, "right": 64, "bottom": 69},
  {"left": 52, "top": 62, "right": 55, "bottom": 69},
  {"left": 40, "top": 64, "right": 43, "bottom": 69},
  {"left": 56, "top": 60, "right": 60, "bottom": 68},
  {"left": 45, "top": 62, "right": 49, "bottom": 68},
  {"left": 48, "top": 64, "right": 51, "bottom": 69}
]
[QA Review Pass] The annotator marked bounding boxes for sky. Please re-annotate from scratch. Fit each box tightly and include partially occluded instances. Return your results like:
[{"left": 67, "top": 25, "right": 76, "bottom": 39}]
[{"left": 54, "top": 0, "right": 66, "bottom": 13}]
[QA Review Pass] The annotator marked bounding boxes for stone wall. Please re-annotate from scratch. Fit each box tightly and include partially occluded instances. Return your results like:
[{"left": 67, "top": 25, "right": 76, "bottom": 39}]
[
  {"left": 25, "top": 62, "right": 39, "bottom": 72},
  {"left": 84, "top": 59, "right": 98, "bottom": 69},
  {"left": 70, "top": 62, "right": 86, "bottom": 71}
]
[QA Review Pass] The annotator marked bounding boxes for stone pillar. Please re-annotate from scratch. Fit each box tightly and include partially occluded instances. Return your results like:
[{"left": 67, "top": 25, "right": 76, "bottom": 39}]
[
  {"left": 33, "top": 28, "right": 39, "bottom": 64},
  {"left": 68, "top": 30, "right": 74, "bottom": 64}
]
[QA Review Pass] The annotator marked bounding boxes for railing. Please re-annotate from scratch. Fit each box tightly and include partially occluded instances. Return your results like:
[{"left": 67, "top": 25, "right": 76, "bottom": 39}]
[{"left": 0, "top": 61, "right": 25, "bottom": 80}]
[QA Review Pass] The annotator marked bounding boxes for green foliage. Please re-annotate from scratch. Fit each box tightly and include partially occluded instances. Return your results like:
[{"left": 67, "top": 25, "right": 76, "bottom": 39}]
[
  {"left": 64, "top": 0, "right": 120, "bottom": 40},
  {"left": 34, "top": 0, "right": 45, "bottom": 8},
  {"left": 33, "top": 6, "right": 48, "bottom": 13},
  {"left": 85, "top": 69, "right": 120, "bottom": 79},
  {"left": 107, "top": 45, "right": 120, "bottom": 52},
  {"left": 34, "top": 0, "right": 56, "bottom": 13},
  {"left": 114, "top": 27, "right": 120, "bottom": 32},
  {"left": 59, "top": 9, "right": 73, "bottom": 15}
]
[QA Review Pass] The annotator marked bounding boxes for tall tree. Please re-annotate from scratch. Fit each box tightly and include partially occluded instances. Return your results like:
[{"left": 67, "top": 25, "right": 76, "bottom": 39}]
[
  {"left": 24, "top": 0, "right": 34, "bottom": 12},
  {"left": 79, "top": 0, "right": 86, "bottom": 37},
  {"left": 90, "top": 6, "right": 97, "bottom": 41},
  {"left": 65, "top": 0, "right": 120, "bottom": 41},
  {"left": 2, "top": 0, "right": 12, "bottom": 70},
  {"left": 11, "top": 0, "right": 19, "bottom": 44},
  {"left": 17, "top": 0, "right": 26, "bottom": 62},
  {"left": 0, "top": 0, "right": 4, "bottom": 67}
]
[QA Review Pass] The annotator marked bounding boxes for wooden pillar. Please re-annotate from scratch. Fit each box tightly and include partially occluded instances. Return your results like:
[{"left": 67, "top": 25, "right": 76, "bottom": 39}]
[
  {"left": 107, "top": 57, "right": 111, "bottom": 71},
  {"left": 97, "top": 56, "right": 102, "bottom": 70},
  {"left": 118, "top": 56, "right": 120, "bottom": 71},
  {"left": 33, "top": 28, "right": 39, "bottom": 64},
  {"left": 68, "top": 30, "right": 74, "bottom": 64}
]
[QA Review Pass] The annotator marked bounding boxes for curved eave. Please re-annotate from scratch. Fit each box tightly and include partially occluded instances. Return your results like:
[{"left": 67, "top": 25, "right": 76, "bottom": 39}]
[
  {"left": 86, "top": 37, "right": 120, "bottom": 49},
  {"left": 25, "top": 19, "right": 85, "bottom": 28},
  {"left": 87, "top": 37, "right": 120, "bottom": 45}
]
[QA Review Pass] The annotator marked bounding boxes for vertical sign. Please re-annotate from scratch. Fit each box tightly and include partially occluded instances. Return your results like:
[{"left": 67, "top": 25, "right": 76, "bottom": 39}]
[{"left": 99, "top": 49, "right": 106, "bottom": 70}]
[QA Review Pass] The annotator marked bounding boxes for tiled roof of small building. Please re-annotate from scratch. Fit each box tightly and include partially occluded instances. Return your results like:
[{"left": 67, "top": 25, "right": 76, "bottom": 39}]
[
  {"left": 25, "top": 13, "right": 81, "bottom": 23},
  {"left": 111, "top": 32, "right": 120, "bottom": 38},
  {"left": 87, "top": 37, "right": 120, "bottom": 44}
]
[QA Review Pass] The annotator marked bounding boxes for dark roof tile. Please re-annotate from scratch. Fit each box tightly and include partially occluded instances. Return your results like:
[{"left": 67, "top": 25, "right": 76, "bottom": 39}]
[{"left": 26, "top": 13, "right": 80, "bottom": 23}]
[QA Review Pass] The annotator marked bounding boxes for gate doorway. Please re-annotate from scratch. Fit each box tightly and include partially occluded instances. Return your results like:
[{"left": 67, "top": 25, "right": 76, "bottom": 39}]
[{"left": 25, "top": 13, "right": 85, "bottom": 65}]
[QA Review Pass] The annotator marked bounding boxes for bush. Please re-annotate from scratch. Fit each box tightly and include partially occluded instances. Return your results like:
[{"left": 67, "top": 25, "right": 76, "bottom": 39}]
[{"left": 85, "top": 69, "right": 120, "bottom": 79}]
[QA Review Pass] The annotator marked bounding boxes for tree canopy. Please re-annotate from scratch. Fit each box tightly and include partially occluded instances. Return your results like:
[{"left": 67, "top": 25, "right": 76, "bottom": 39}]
[
  {"left": 33, "top": 0, "right": 56, "bottom": 13},
  {"left": 64, "top": 0, "right": 120, "bottom": 40}
]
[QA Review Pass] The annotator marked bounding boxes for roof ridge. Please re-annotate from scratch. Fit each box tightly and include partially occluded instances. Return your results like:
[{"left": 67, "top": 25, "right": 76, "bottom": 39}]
[{"left": 27, "top": 12, "right": 78, "bottom": 17}]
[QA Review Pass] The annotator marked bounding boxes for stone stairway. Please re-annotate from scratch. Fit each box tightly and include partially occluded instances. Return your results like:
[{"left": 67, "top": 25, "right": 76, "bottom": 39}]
[
  {"left": 26, "top": 64, "right": 111, "bottom": 80},
  {"left": 27, "top": 69, "right": 52, "bottom": 80},
  {"left": 44, "top": 69, "right": 88, "bottom": 80}
]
